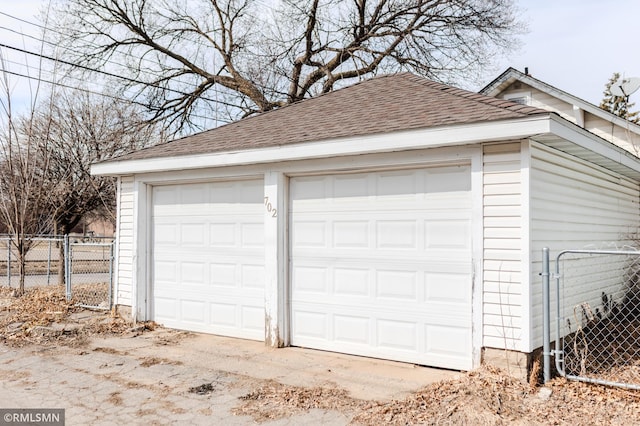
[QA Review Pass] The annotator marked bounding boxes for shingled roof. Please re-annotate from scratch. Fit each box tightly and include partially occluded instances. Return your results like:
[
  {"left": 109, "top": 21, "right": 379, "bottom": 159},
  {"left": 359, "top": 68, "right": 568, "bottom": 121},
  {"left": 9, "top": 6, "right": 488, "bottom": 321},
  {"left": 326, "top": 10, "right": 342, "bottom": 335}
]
[{"left": 111, "top": 73, "right": 550, "bottom": 162}]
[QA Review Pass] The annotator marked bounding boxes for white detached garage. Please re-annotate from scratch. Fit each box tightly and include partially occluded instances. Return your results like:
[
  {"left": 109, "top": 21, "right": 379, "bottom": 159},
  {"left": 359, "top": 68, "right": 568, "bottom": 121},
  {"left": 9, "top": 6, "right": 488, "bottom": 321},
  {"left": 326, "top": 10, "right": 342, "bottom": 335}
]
[{"left": 92, "top": 73, "right": 640, "bottom": 374}]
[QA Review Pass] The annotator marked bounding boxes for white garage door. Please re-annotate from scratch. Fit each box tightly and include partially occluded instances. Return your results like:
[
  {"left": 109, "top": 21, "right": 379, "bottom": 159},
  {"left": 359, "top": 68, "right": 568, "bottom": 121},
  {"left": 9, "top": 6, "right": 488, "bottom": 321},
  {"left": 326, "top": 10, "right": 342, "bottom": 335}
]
[
  {"left": 152, "top": 179, "right": 265, "bottom": 340},
  {"left": 290, "top": 166, "right": 473, "bottom": 370}
]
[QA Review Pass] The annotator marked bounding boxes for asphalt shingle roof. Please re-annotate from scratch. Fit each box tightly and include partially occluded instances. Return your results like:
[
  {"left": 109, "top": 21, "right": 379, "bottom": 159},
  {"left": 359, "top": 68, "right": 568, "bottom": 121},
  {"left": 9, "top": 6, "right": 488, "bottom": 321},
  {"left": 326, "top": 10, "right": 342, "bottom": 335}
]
[{"left": 112, "top": 73, "right": 550, "bottom": 162}]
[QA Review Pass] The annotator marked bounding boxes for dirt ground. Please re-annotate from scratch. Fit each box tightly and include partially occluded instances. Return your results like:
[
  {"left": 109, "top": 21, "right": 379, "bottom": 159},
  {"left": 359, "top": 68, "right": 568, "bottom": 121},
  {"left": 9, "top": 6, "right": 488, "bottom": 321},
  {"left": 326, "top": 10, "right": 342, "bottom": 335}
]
[{"left": 2, "top": 286, "right": 640, "bottom": 425}]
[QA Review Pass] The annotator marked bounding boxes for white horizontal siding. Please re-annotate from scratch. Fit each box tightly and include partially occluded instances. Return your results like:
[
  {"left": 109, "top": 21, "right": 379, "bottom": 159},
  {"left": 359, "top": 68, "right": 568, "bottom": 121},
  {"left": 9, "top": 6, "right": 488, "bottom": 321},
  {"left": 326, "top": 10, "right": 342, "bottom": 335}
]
[
  {"left": 115, "top": 176, "right": 134, "bottom": 307},
  {"left": 529, "top": 89, "right": 575, "bottom": 123},
  {"left": 483, "top": 142, "right": 523, "bottom": 351},
  {"left": 530, "top": 142, "right": 640, "bottom": 349},
  {"left": 583, "top": 115, "right": 640, "bottom": 155},
  {"left": 502, "top": 81, "right": 640, "bottom": 156},
  {"left": 502, "top": 84, "right": 575, "bottom": 123}
]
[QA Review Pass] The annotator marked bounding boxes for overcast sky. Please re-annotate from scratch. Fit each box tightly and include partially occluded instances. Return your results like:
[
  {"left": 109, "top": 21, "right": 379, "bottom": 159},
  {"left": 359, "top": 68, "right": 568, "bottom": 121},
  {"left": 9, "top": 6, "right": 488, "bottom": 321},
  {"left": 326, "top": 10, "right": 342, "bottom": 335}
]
[
  {"left": 479, "top": 0, "right": 640, "bottom": 104},
  {"left": 2, "top": 0, "right": 640, "bottom": 112}
]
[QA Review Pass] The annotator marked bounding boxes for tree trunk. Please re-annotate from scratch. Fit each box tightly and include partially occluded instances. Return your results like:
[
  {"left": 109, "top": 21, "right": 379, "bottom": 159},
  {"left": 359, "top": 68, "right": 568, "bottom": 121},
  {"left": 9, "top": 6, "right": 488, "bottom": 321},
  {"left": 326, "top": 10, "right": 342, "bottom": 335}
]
[
  {"left": 58, "top": 240, "right": 65, "bottom": 286},
  {"left": 17, "top": 242, "right": 26, "bottom": 296}
]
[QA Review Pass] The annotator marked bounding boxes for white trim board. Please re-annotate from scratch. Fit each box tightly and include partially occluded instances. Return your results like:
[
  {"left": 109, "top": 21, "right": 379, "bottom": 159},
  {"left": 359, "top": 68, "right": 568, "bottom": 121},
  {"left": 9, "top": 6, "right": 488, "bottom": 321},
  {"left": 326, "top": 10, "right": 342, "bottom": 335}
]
[{"left": 92, "top": 116, "right": 552, "bottom": 176}]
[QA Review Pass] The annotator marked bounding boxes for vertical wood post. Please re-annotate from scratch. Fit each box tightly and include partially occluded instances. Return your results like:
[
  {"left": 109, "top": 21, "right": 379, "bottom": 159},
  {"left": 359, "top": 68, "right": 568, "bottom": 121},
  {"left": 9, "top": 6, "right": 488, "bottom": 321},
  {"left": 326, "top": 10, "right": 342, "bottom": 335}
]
[{"left": 264, "top": 171, "right": 287, "bottom": 347}]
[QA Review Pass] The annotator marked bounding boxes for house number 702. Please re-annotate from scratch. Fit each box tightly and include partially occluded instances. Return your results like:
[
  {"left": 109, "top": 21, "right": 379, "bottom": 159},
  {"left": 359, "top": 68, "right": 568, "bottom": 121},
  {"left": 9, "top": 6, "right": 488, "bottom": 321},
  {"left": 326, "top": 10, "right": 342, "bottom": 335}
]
[{"left": 264, "top": 197, "right": 278, "bottom": 218}]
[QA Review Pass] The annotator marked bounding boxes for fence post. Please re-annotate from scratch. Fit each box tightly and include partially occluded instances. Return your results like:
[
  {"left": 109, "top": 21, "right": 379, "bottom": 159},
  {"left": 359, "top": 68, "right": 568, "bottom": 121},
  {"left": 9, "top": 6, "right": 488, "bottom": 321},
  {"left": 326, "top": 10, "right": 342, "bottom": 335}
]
[
  {"left": 542, "top": 247, "right": 551, "bottom": 383},
  {"left": 64, "top": 235, "right": 71, "bottom": 301},
  {"left": 108, "top": 241, "right": 114, "bottom": 308},
  {"left": 46, "top": 239, "right": 52, "bottom": 285},
  {"left": 6, "top": 237, "right": 11, "bottom": 288}
]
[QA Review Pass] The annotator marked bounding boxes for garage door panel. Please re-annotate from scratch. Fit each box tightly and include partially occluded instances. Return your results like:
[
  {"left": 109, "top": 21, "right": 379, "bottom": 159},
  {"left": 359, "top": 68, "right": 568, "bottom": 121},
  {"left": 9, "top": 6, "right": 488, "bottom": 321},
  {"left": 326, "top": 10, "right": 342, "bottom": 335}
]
[
  {"left": 154, "top": 223, "right": 178, "bottom": 245},
  {"left": 425, "top": 166, "right": 470, "bottom": 192},
  {"left": 376, "top": 220, "right": 417, "bottom": 249},
  {"left": 425, "top": 325, "right": 472, "bottom": 360},
  {"left": 154, "top": 260, "right": 178, "bottom": 282},
  {"left": 209, "top": 223, "right": 236, "bottom": 246},
  {"left": 153, "top": 186, "right": 179, "bottom": 212},
  {"left": 210, "top": 302, "right": 237, "bottom": 326},
  {"left": 426, "top": 272, "right": 471, "bottom": 303},
  {"left": 333, "top": 221, "right": 369, "bottom": 248},
  {"left": 241, "top": 223, "right": 265, "bottom": 247},
  {"left": 334, "top": 315, "right": 370, "bottom": 344},
  {"left": 292, "top": 266, "right": 328, "bottom": 293},
  {"left": 376, "top": 319, "right": 418, "bottom": 351},
  {"left": 377, "top": 171, "right": 418, "bottom": 195},
  {"left": 334, "top": 268, "right": 369, "bottom": 297},
  {"left": 292, "top": 221, "right": 327, "bottom": 247},
  {"left": 293, "top": 310, "right": 328, "bottom": 339},
  {"left": 181, "top": 300, "right": 207, "bottom": 323},
  {"left": 290, "top": 167, "right": 472, "bottom": 369},
  {"left": 241, "top": 306, "right": 266, "bottom": 333},
  {"left": 290, "top": 176, "right": 327, "bottom": 200},
  {"left": 181, "top": 183, "right": 210, "bottom": 204},
  {"left": 155, "top": 297, "right": 178, "bottom": 321},
  {"left": 241, "top": 264, "right": 265, "bottom": 289},
  {"left": 152, "top": 179, "right": 265, "bottom": 341},
  {"left": 208, "top": 263, "right": 236, "bottom": 286},
  {"left": 180, "top": 223, "right": 206, "bottom": 246},
  {"left": 179, "top": 261, "right": 206, "bottom": 284},
  {"left": 425, "top": 220, "right": 471, "bottom": 249},
  {"left": 376, "top": 270, "right": 417, "bottom": 300}
]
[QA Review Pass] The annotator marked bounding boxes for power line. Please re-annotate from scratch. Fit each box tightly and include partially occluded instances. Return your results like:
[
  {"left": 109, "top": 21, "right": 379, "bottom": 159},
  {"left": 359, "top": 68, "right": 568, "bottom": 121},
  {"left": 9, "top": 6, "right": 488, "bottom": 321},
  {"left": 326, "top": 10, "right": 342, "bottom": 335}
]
[
  {"left": 0, "top": 18, "right": 216, "bottom": 95},
  {"left": 0, "top": 41, "right": 241, "bottom": 111},
  {"left": 0, "top": 67, "right": 229, "bottom": 127},
  {"left": 0, "top": 11, "right": 243, "bottom": 115}
]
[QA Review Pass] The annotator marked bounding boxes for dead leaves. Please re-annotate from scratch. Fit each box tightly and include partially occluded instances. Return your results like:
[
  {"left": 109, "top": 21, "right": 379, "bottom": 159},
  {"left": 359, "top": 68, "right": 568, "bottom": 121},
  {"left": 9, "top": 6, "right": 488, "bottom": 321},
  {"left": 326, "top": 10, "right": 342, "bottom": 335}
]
[
  {"left": 234, "top": 367, "right": 640, "bottom": 425},
  {"left": 0, "top": 285, "right": 137, "bottom": 346},
  {"left": 234, "top": 380, "right": 364, "bottom": 422}
]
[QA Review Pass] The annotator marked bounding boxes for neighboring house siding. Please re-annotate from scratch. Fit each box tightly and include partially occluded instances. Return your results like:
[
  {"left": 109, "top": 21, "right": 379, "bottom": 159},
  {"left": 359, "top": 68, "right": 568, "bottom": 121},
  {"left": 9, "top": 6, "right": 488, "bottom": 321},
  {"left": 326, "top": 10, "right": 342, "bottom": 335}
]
[
  {"left": 583, "top": 115, "right": 640, "bottom": 154},
  {"left": 482, "top": 142, "right": 523, "bottom": 351},
  {"left": 501, "top": 84, "right": 574, "bottom": 122},
  {"left": 529, "top": 142, "right": 640, "bottom": 348},
  {"left": 500, "top": 82, "right": 640, "bottom": 155},
  {"left": 115, "top": 175, "right": 135, "bottom": 307}
]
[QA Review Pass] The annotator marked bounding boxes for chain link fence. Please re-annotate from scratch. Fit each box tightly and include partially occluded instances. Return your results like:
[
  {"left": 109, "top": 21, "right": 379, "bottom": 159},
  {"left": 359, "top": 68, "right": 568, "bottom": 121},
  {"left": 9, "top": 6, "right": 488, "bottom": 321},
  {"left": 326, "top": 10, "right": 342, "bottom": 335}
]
[
  {"left": 0, "top": 235, "right": 114, "bottom": 310},
  {"left": 544, "top": 248, "right": 640, "bottom": 390},
  {"left": 0, "top": 236, "right": 65, "bottom": 288},
  {"left": 68, "top": 239, "right": 114, "bottom": 309}
]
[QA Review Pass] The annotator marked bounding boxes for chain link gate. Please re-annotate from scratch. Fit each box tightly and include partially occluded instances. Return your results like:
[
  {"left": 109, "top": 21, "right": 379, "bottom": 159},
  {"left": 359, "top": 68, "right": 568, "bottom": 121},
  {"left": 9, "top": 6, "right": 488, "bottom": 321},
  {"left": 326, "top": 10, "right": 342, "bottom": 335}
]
[
  {"left": 542, "top": 248, "right": 640, "bottom": 390},
  {"left": 67, "top": 238, "right": 114, "bottom": 309}
]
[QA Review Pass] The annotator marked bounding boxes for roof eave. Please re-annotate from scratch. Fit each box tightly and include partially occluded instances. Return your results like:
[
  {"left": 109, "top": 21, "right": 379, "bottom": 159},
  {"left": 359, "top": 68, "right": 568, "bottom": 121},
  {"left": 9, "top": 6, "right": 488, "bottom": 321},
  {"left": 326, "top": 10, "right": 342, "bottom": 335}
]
[
  {"left": 536, "top": 114, "right": 640, "bottom": 179},
  {"left": 91, "top": 115, "right": 553, "bottom": 176}
]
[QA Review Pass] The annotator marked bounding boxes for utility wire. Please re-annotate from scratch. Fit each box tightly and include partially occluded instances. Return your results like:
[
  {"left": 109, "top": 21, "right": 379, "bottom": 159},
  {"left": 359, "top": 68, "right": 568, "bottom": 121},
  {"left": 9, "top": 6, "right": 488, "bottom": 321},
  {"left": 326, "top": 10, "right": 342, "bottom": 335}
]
[
  {"left": 0, "top": 20, "right": 221, "bottom": 99},
  {"left": 0, "top": 68, "right": 229, "bottom": 126},
  {"left": 0, "top": 41, "right": 240, "bottom": 110},
  {"left": 0, "top": 11, "right": 235, "bottom": 100},
  {"left": 0, "top": 10, "right": 247, "bottom": 125}
]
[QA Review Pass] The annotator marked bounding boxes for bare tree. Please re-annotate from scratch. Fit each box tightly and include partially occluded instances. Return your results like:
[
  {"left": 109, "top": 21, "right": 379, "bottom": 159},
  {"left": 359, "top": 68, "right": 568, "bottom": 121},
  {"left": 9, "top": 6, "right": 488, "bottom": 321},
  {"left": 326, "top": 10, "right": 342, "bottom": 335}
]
[
  {"left": 1, "top": 53, "right": 164, "bottom": 292},
  {"left": 27, "top": 90, "right": 165, "bottom": 284},
  {"left": 31, "top": 90, "right": 164, "bottom": 236},
  {"left": 0, "top": 52, "right": 57, "bottom": 294},
  {"left": 51, "top": 0, "right": 523, "bottom": 132}
]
